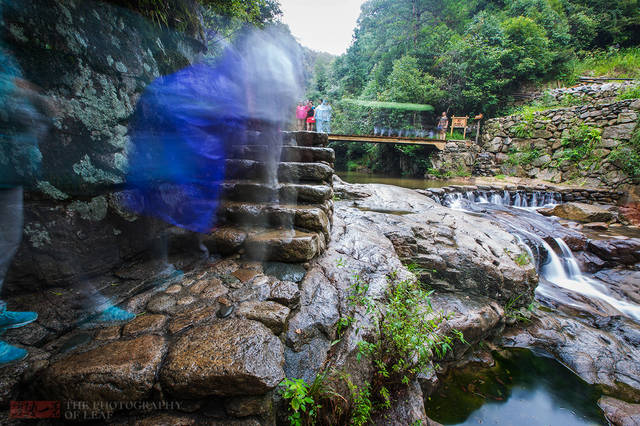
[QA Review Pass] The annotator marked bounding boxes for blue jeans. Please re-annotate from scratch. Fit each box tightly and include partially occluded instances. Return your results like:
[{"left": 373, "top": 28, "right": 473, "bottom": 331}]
[{"left": 0, "top": 187, "right": 23, "bottom": 313}]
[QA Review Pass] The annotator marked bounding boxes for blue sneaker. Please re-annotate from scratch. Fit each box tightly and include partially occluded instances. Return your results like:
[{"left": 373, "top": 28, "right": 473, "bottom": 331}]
[
  {"left": 90, "top": 306, "right": 135, "bottom": 324},
  {"left": 0, "top": 310, "right": 38, "bottom": 330},
  {"left": 0, "top": 341, "right": 27, "bottom": 365}
]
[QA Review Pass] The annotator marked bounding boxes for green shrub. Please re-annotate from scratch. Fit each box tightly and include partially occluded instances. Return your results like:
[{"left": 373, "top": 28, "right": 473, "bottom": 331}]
[
  {"left": 280, "top": 377, "right": 321, "bottom": 426},
  {"left": 609, "top": 146, "right": 640, "bottom": 181},
  {"left": 507, "top": 147, "right": 541, "bottom": 166},
  {"left": 515, "top": 252, "right": 530, "bottom": 266},
  {"left": 567, "top": 48, "right": 640, "bottom": 81},
  {"left": 557, "top": 125, "right": 601, "bottom": 169},
  {"left": 512, "top": 121, "right": 534, "bottom": 138},
  {"left": 608, "top": 119, "right": 640, "bottom": 182},
  {"left": 454, "top": 165, "right": 471, "bottom": 177},
  {"left": 347, "top": 160, "right": 361, "bottom": 172},
  {"left": 618, "top": 86, "right": 640, "bottom": 100},
  {"left": 354, "top": 273, "right": 465, "bottom": 407}
]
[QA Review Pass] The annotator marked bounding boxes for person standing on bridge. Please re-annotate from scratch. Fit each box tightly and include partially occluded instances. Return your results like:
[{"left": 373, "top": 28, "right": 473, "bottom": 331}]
[
  {"left": 295, "top": 100, "right": 307, "bottom": 131},
  {"left": 315, "top": 99, "right": 332, "bottom": 133},
  {"left": 437, "top": 112, "right": 448, "bottom": 140},
  {"left": 305, "top": 100, "right": 315, "bottom": 131}
]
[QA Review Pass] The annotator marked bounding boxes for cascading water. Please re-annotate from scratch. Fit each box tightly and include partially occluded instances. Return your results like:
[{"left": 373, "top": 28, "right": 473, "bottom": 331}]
[
  {"left": 538, "top": 238, "right": 640, "bottom": 321},
  {"left": 437, "top": 188, "right": 640, "bottom": 323},
  {"left": 435, "top": 189, "right": 560, "bottom": 210}
]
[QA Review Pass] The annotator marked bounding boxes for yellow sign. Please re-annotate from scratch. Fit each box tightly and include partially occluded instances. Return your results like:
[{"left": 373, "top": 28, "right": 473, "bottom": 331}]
[{"left": 450, "top": 116, "right": 468, "bottom": 139}]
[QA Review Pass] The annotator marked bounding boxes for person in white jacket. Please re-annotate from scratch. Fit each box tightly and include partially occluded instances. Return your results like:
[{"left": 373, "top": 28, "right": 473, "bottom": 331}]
[{"left": 314, "top": 99, "right": 332, "bottom": 133}]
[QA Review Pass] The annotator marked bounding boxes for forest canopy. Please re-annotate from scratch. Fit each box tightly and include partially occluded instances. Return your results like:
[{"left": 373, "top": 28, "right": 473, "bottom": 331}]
[{"left": 320, "top": 0, "right": 640, "bottom": 120}]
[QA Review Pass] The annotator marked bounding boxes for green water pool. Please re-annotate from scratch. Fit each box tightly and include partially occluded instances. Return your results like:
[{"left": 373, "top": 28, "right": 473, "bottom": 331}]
[{"left": 425, "top": 348, "right": 606, "bottom": 425}]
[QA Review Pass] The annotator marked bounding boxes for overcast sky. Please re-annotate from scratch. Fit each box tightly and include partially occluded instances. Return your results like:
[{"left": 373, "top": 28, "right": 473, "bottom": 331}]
[{"left": 278, "top": 0, "right": 366, "bottom": 55}]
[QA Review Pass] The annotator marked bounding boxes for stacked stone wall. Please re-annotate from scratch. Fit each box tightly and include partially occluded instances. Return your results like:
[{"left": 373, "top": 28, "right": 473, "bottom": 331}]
[
  {"left": 477, "top": 99, "right": 640, "bottom": 188},
  {"left": 511, "top": 82, "right": 638, "bottom": 107},
  {"left": 427, "top": 140, "right": 480, "bottom": 177}
]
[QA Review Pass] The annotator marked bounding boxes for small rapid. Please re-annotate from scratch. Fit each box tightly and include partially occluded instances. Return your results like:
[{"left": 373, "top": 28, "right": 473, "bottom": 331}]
[
  {"left": 538, "top": 237, "right": 640, "bottom": 321},
  {"left": 435, "top": 190, "right": 640, "bottom": 323},
  {"left": 434, "top": 189, "right": 561, "bottom": 210}
]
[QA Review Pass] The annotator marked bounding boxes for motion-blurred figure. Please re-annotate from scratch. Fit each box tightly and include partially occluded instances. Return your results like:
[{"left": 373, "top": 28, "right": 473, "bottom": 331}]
[
  {"left": 0, "top": 45, "right": 47, "bottom": 364},
  {"left": 125, "top": 26, "right": 301, "bottom": 270},
  {"left": 315, "top": 99, "right": 332, "bottom": 133}
]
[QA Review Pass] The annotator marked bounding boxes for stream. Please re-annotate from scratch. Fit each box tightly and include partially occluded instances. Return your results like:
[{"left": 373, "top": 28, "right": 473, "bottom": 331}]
[{"left": 339, "top": 171, "right": 640, "bottom": 425}]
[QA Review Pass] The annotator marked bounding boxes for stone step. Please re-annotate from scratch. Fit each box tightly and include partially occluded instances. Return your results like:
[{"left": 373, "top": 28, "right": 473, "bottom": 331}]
[
  {"left": 282, "top": 131, "right": 328, "bottom": 147},
  {"left": 202, "top": 226, "right": 324, "bottom": 262},
  {"left": 225, "top": 160, "right": 333, "bottom": 183},
  {"left": 221, "top": 181, "right": 333, "bottom": 204},
  {"left": 244, "top": 228, "right": 324, "bottom": 262},
  {"left": 218, "top": 201, "right": 330, "bottom": 236},
  {"left": 228, "top": 145, "right": 335, "bottom": 164}
]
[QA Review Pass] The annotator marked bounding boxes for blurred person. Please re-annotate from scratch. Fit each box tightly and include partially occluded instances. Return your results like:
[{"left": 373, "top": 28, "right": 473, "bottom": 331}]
[
  {"left": 125, "top": 26, "right": 302, "bottom": 274},
  {"left": 305, "top": 100, "right": 315, "bottom": 131},
  {"left": 295, "top": 100, "right": 307, "bottom": 131},
  {"left": 315, "top": 99, "right": 332, "bottom": 133},
  {"left": 0, "top": 46, "right": 47, "bottom": 364}
]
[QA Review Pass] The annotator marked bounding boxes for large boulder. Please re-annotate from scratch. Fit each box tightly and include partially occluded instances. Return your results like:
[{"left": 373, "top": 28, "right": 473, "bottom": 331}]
[
  {"left": 160, "top": 319, "right": 284, "bottom": 397},
  {"left": 335, "top": 183, "right": 538, "bottom": 306},
  {"left": 587, "top": 238, "right": 640, "bottom": 265},
  {"left": 4, "top": 0, "right": 204, "bottom": 287},
  {"left": 539, "top": 202, "right": 615, "bottom": 223},
  {"left": 38, "top": 335, "right": 167, "bottom": 401},
  {"left": 598, "top": 396, "right": 640, "bottom": 426}
]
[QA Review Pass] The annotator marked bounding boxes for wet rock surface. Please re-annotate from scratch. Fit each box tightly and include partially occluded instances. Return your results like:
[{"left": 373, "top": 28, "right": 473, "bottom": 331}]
[
  {"left": 2, "top": 179, "right": 637, "bottom": 424},
  {"left": 160, "top": 319, "right": 285, "bottom": 397},
  {"left": 502, "top": 310, "right": 640, "bottom": 402},
  {"left": 38, "top": 335, "right": 167, "bottom": 402},
  {"left": 598, "top": 396, "right": 640, "bottom": 426},
  {"left": 539, "top": 202, "right": 616, "bottom": 223},
  {"left": 334, "top": 181, "right": 538, "bottom": 306}
]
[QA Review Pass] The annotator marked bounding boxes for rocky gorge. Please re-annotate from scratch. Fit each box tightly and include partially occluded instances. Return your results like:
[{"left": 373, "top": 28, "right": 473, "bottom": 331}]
[
  {"left": 2, "top": 173, "right": 640, "bottom": 424},
  {"left": 2, "top": 1, "right": 640, "bottom": 425}
]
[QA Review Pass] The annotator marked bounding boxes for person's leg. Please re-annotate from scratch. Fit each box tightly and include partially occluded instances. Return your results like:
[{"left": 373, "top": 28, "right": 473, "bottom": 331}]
[
  {"left": 0, "top": 187, "right": 23, "bottom": 301},
  {"left": 0, "top": 187, "right": 37, "bottom": 365},
  {"left": 316, "top": 120, "right": 324, "bottom": 133}
]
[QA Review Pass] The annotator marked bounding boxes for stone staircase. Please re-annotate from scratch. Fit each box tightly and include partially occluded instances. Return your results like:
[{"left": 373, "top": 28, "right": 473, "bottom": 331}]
[{"left": 205, "top": 131, "right": 334, "bottom": 263}]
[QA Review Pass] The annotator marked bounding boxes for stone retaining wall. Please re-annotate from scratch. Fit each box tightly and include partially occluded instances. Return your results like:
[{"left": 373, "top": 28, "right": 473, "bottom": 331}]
[
  {"left": 477, "top": 99, "right": 640, "bottom": 188},
  {"left": 427, "top": 140, "right": 480, "bottom": 177},
  {"left": 512, "top": 82, "right": 638, "bottom": 107}
]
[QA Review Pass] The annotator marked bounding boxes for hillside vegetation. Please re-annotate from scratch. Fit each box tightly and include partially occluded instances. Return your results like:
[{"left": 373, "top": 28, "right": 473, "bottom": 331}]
[
  {"left": 307, "top": 0, "right": 640, "bottom": 174},
  {"left": 317, "top": 0, "right": 639, "bottom": 121}
]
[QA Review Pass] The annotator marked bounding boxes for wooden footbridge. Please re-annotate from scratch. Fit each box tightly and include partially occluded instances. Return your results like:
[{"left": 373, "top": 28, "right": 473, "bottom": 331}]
[{"left": 327, "top": 134, "right": 447, "bottom": 150}]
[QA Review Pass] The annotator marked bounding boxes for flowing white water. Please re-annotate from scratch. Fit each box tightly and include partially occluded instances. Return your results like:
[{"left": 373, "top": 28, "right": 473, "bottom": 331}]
[
  {"left": 438, "top": 189, "right": 559, "bottom": 210},
  {"left": 441, "top": 192, "right": 640, "bottom": 322},
  {"left": 538, "top": 238, "right": 640, "bottom": 321}
]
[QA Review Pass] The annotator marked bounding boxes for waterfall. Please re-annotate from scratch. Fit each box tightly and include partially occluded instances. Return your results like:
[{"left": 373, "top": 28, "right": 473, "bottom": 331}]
[
  {"left": 514, "top": 192, "right": 522, "bottom": 207},
  {"left": 436, "top": 189, "right": 559, "bottom": 209},
  {"left": 536, "top": 238, "right": 640, "bottom": 321},
  {"left": 430, "top": 187, "right": 640, "bottom": 322}
]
